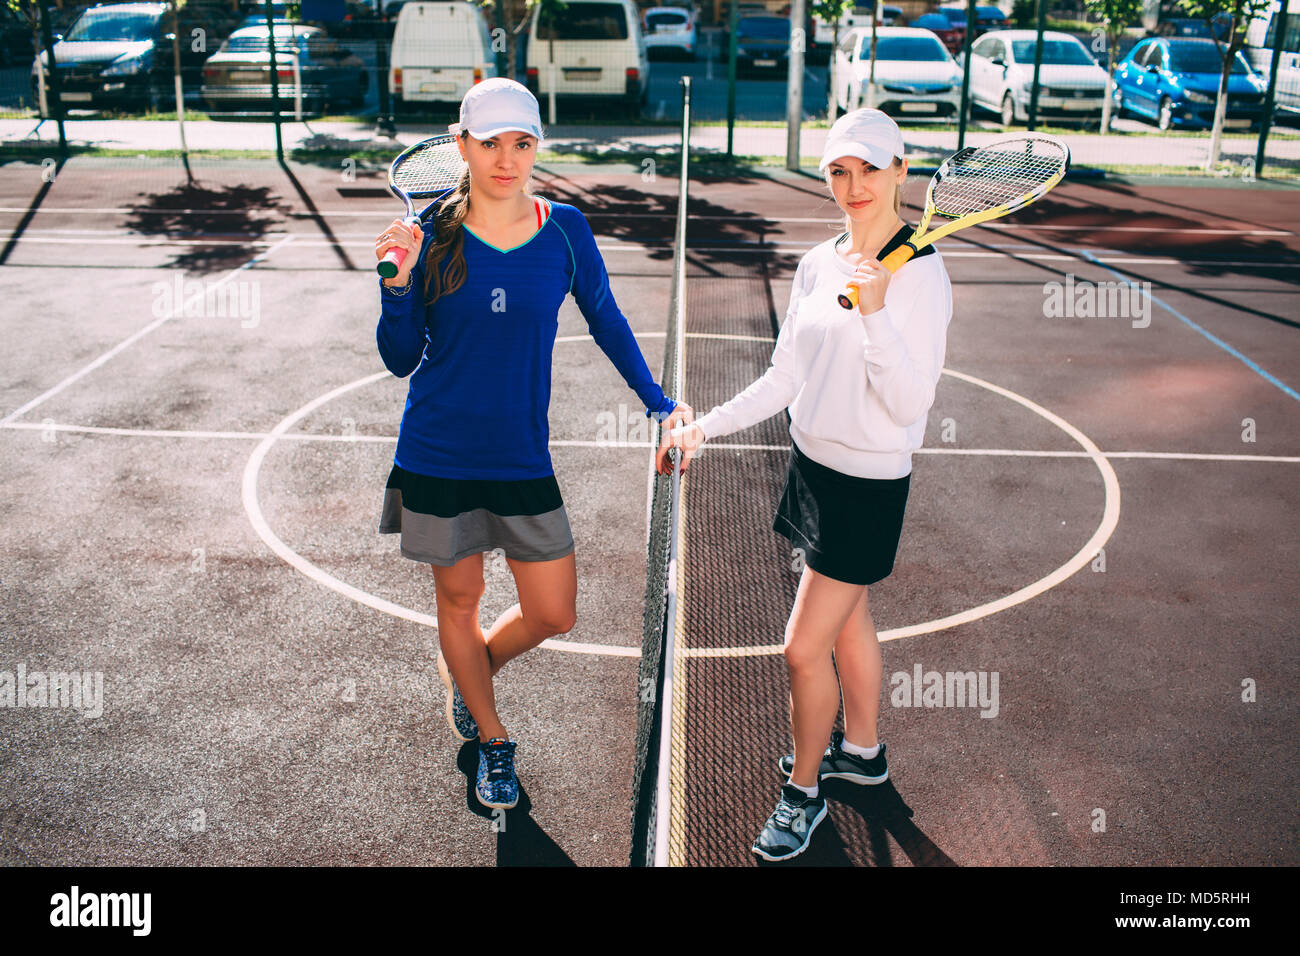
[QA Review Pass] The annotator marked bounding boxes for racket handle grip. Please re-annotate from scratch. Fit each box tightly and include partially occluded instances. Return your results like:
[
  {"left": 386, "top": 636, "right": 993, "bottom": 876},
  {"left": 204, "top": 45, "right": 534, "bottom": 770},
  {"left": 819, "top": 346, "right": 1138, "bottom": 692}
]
[
  {"left": 836, "top": 244, "right": 918, "bottom": 309},
  {"left": 376, "top": 216, "right": 420, "bottom": 279}
]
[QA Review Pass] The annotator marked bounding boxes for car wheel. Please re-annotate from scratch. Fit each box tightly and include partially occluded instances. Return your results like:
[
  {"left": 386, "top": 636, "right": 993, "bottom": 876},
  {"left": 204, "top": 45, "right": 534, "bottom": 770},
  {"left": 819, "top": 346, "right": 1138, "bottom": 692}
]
[
  {"left": 1000, "top": 92, "right": 1016, "bottom": 126},
  {"left": 1157, "top": 96, "right": 1173, "bottom": 131}
]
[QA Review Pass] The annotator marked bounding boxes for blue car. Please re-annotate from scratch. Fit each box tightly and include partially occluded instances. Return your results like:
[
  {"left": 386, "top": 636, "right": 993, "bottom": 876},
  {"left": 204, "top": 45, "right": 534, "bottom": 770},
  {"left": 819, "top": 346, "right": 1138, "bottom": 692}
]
[{"left": 1112, "top": 37, "right": 1268, "bottom": 131}]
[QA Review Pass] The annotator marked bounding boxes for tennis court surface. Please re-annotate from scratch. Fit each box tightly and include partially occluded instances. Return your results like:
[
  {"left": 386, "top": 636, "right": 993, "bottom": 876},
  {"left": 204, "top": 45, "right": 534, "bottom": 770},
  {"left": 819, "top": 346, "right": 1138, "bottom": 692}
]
[{"left": 0, "top": 153, "right": 1296, "bottom": 867}]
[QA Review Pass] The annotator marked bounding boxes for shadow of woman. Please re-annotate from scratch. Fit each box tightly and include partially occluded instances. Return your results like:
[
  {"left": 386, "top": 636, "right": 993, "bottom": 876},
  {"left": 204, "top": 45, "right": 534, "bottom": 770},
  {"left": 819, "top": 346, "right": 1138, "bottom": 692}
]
[{"left": 456, "top": 741, "right": 576, "bottom": 867}]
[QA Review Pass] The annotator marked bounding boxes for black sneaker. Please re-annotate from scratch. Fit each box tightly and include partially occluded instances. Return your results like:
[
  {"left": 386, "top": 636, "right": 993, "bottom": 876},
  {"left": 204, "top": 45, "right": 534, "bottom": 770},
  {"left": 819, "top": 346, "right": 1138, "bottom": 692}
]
[
  {"left": 777, "top": 731, "right": 888, "bottom": 785},
  {"left": 751, "top": 784, "right": 828, "bottom": 862}
]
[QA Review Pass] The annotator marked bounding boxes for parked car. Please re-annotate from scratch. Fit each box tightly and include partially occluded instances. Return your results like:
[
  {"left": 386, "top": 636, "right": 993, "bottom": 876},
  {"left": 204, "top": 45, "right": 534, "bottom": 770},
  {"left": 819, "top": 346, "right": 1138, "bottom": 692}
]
[
  {"left": 526, "top": 0, "right": 648, "bottom": 116},
  {"left": 1152, "top": 16, "right": 1230, "bottom": 41},
  {"left": 834, "top": 26, "right": 963, "bottom": 120},
  {"left": 968, "top": 30, "right": 1109, "bottom": 125},
  {"left": 30, "top": 1, "right": 239, "bottom": 111},
  {"left": 201, "top": 23, "right": 368, "bottom": 113},
  {"left": 942, "top": 5, "right": 1006, "bottom": 35},
  {"left": 1112, "top": 37, "right": 1268, "bottom": 131},
  {"left": 813, "top": 4, "right": 903, "bottom": 51},
  {"left": 389, "top": 1, "right": 495, "bottom": 109},
  {"left": 643, "top": 5, "right": 697, "bottom": 60},
  {"left": 910, "top": 12, "right": 965, "bottom": 56},
  {"left": 721, "top": 15, "right": 791, "bottom": 75},
  {"left": 1271, "top": 51, "right": 1300, "bottom": 123},
  {"left": 2, "top": 4, "right": 35, "bottom": 69}
]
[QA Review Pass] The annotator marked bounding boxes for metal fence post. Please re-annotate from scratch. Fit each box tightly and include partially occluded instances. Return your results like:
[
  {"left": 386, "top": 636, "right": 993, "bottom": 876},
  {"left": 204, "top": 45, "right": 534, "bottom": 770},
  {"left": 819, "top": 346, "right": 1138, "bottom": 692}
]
[
  {"left": 37, "top": 0, "right": 66, "bottom": 156},
  {"left": 1256, "top": 0, "right": 1292, "bottom": 179},
  {"left": 265, "top": 0, "right": 283, "bottom": 162},
  {"left": 958, "top": 0, "right": 976, "bottom": 149},
  {"left": 1028, "top": 0, "right": 1047, "bottom": 130},
  {"left": 787, "top": 0, "right": 806, "bottom": 171}
]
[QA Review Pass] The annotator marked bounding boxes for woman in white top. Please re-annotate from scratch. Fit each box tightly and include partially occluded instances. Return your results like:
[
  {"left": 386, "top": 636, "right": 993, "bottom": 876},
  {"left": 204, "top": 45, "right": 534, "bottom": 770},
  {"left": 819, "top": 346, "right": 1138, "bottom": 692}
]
[{"left": 656, "top": 109, "right": 953, "bottom": 861}]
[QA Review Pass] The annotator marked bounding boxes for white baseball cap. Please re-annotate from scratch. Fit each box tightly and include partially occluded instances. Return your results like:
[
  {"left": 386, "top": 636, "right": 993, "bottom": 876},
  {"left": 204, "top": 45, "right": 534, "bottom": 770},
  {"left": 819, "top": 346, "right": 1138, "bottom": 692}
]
[
  {"left": 818, "top": 108, "right": 905, "bottom": 173},
  {"left": 449, "top": 78, "right": 545, "bottom": 143}
]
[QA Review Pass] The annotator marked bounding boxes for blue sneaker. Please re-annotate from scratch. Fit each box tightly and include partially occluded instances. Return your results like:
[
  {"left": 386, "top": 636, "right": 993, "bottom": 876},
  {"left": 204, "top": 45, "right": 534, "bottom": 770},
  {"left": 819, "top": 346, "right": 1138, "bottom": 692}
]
[
  {"left": 436, "top": 652, "right": 478, "bottom": 742},
  {"left": 752, "top": 784, "right": 828, "bottom": 862},
  {"left": 476, "top": 738, "right": 519, "bottom": 809}
]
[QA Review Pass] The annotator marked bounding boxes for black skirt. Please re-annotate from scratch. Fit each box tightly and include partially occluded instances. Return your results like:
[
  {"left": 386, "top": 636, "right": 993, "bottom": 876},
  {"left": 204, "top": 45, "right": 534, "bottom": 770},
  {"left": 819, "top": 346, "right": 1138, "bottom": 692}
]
[
  {"left": 772, "top": 442, "right": 910, "bottom": 586},
  {"left": 380, "top": 463, "right": 575, "bottom": 567}
]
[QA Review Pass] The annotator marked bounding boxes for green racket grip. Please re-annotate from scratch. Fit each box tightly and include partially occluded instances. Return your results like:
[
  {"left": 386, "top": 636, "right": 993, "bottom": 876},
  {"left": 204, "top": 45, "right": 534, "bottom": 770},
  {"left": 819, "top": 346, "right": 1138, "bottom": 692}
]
[{"left": 836, "top": 242, "right": 918, "bottom": 310}]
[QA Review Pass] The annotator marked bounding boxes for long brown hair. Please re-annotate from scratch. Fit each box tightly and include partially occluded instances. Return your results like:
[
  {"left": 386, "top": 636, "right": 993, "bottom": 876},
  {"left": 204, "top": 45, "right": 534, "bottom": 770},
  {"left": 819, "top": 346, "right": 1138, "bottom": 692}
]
[{"left": 421, "top": 130, "right": 472, "bottom": 306}]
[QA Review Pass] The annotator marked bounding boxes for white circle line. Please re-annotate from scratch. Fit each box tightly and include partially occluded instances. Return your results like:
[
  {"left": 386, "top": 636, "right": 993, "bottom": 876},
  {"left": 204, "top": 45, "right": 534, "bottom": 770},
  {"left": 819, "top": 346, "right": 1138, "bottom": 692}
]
[
  {"left": 683, "top": 367, "right": 1123, "bottom": 657},
  {"left": 242, "top": 367, "right": 1119, "bottom": 660},
  {"left": 239, "top": 370, "right": 638, "bottom": 658}
]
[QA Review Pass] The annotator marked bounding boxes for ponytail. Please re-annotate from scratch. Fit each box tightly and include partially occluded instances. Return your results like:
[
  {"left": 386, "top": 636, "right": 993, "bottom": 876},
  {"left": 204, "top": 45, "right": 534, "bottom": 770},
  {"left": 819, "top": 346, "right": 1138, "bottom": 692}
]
[{"left": 421, "top": 133, "right": 472, "bottom": 306}]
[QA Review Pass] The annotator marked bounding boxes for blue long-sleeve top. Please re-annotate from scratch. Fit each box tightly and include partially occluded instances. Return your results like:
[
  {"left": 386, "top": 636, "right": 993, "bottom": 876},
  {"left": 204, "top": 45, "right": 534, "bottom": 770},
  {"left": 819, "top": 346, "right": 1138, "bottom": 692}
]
[{"left": 376, "top": 196, "right": 677, "bottom": 480}]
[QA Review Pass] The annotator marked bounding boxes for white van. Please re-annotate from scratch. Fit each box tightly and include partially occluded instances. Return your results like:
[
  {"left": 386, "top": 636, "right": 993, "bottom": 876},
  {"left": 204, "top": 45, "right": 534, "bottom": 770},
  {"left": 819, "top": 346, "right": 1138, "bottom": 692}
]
[
  {"left": 389, "top": 2, "right": 498, "bottom": 108},
  {"left": 525, "top": 0, "right": 648, "bottom": 116}
]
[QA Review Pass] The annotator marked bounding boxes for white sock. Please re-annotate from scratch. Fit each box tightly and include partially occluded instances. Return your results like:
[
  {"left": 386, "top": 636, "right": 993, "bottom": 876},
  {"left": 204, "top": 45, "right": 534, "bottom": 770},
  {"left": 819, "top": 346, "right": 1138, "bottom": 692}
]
[
  {"left": 787, "top": 778, "right": 819, "bottom": 799},
  {"left": 841, "top": 738, "right": 880, "bottom": 759}
]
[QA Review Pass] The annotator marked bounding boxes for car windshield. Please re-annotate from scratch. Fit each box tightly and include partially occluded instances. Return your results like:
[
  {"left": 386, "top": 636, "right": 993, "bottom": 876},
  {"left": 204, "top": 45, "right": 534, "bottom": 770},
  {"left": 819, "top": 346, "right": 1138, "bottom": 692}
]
[
  {"left": 538, "top": 2, "right": 629, "bottom": 40},
  {"left": 222, "top": 32, "right": 311, "bottom": 52},
  {"left": 65, "top": 10, "right": 160, "bottom": 42},
  {"left": 1169, "top": 45, "right": 1251, "bottom": 74},
  {"left": 1011, "top": 38, "right": 1096, "bottom": 65},
  {"left": 868, "top": 36, "right": 950, "bottom": 61},
  {"left": 647, "top": 12, "right": 686, "bottom": 26},
  {"left": 738, "top": 18, "right": 789, "bottom": 39}
]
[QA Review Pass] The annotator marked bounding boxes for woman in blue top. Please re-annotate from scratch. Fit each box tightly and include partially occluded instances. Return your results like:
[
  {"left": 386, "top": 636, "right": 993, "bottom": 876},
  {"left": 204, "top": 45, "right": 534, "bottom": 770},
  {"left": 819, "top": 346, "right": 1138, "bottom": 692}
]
[{"left": 375, "top": 78, "right": 691, "bottom": 811}]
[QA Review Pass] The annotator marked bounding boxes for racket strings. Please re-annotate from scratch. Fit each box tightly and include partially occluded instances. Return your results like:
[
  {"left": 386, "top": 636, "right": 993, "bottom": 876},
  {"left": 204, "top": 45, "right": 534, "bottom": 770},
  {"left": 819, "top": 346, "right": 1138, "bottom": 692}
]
[
  {"left": 392, "top": 136, "right": 468, "bottom": 196},
  {"left": 932, "top": 138, "right": 1068, "bottom": 219}
]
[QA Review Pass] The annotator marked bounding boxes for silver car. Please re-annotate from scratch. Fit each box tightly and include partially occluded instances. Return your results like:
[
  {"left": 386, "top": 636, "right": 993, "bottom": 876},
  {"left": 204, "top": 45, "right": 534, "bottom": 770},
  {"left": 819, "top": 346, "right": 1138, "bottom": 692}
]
[
  {"left": 201, "top": 23, "right": 367, "bottom": 114},
  {"left": 834, "top": 27, "right": 963, "bottom": 121}
]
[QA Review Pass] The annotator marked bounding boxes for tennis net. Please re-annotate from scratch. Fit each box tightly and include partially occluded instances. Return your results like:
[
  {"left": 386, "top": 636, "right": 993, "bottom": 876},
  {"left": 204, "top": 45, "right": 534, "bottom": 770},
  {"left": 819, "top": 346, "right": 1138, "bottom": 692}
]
[{"left": 629, "top": 75, "right": 691, "bottom": 868}]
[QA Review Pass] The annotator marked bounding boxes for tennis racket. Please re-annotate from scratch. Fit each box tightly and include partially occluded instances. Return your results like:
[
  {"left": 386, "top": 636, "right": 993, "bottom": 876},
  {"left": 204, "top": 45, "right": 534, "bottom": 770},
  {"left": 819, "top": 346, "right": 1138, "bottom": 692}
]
[
  {"left": 838, "top": 133, "right": 1070, "bottom": 309},
  {"left": 376, "top": 131, "right": 468, "bottom": 279}
]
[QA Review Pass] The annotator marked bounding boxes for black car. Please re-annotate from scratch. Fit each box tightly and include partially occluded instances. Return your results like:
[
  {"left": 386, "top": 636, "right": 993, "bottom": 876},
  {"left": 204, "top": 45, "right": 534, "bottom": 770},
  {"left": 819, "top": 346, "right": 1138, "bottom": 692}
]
[
  {"left": 2, "top": 5, "right": 35, "bottom": 69},
  {"left": 30, "top": 2, "right": 240, "bottom": 112},
  {"left": 724, "top": 15, "right": 790, "bottom": 74}
]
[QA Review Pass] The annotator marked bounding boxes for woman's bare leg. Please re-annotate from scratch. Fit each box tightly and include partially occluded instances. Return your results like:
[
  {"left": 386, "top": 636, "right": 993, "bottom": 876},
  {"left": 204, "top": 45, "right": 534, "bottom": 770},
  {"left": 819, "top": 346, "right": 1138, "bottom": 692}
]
[
  {"left": 832, "top": 586, "right": 882, "bottom": 749},
  {"left": 784, "top": 565, "right": 867, "bottom": 789},
  {"left": 429, "top": 554, "right": 507, "bottom": 742}
]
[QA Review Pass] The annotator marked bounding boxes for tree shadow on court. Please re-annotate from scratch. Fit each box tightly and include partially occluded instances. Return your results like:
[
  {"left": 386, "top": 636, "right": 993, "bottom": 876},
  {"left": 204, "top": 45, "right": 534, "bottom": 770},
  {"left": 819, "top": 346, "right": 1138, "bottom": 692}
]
[
  {"left": 0, "top": 155, "right": 67, "bottom": 268},
  {"left": 456, "top": 741, "right": 576, "bottom": 867},
  {"left": 534, "top": 162, "right": 809, "bottom": 282},
  {"left": 755, "top": 781, "right": 956, "bottom": 868},
  {"left": 123, "top": 181, "right": 292, "bottom": 273}
]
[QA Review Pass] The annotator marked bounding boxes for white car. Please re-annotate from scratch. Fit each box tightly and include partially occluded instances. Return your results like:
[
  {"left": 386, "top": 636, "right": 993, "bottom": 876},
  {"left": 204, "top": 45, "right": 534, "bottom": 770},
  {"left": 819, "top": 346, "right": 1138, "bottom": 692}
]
[
  {"left": 388, "top": 2, "right": 497, "bottom": 108},
  {"left": 643, "top": 5, "right": 697, "bottom": 60},
  {"left": 967, "top": 29, "right": 1109, "bottom": 125},
  {"left": 834, "top": 27, "right": 963, "bottom": 121},
  {"left": 526, "top": 0, "right": 648, "bottom": 116},
  {"left": 814, "top": 4, "right": 902, "bottom": 50}
]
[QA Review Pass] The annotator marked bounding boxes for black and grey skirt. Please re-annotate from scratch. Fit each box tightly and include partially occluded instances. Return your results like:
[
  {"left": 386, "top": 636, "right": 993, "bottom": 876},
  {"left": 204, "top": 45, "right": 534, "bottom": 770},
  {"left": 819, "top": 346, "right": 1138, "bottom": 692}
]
[
  {"left": 772, "top": 441, "right": 910, "bottom": 586},
  {"left": 379, "top": 463, "right": 575, "bottom": 567}
]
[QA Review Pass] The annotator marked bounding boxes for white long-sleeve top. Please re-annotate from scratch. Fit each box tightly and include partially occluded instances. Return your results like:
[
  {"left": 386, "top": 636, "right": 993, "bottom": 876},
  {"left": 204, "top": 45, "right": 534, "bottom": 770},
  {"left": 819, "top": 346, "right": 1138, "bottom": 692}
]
[{"left": 679, "top": 228, "right": 953, "bottom": 480}]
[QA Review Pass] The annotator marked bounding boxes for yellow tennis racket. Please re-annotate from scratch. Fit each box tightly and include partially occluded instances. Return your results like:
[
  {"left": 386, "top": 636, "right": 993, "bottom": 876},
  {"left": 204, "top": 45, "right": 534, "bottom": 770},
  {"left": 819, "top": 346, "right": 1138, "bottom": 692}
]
[{"left": 838, "top": 133, "right": 1071, "bottom": 310}]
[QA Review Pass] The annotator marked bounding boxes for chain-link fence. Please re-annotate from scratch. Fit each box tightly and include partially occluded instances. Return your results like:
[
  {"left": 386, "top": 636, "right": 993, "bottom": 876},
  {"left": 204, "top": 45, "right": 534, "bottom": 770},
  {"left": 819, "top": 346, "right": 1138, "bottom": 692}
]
[{"left": 2, "top": 0, "right": 1296, "bottom": 179}]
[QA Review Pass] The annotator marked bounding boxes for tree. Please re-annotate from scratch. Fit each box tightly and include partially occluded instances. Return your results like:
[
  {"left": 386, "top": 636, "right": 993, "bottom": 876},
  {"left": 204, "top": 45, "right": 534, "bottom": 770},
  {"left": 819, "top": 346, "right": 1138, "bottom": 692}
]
[
  {"left": 811, "top": 0, "right": 855, "bottom": 120},
  {"left": 1179, "top": 0, "right": 1274, "bottom": 169},
  {"left": 1084, "top": 0, "right": 1143, "bottom": 133}
]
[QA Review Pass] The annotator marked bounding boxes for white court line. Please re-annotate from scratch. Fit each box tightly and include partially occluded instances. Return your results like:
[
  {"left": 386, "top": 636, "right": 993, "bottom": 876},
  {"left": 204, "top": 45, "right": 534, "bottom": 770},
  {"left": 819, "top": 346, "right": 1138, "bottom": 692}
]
[
  {"left": 2, "top": 232, "right": 1295, "bottom": 268},
  {"left": 239, "top": 370, "right": 636, "bottom": 658},
  {"left": 5, "top": 421, "right": 1297, "bottom": 464},
  {"left": 2, "top": 208, "right": 1290, "bottom": 236},
  {"left": 684, "top": 366, "right": 1125, "bottom": 658},
  {"left": 0, "top": 234, "right": 296, "bottom": 426}
]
